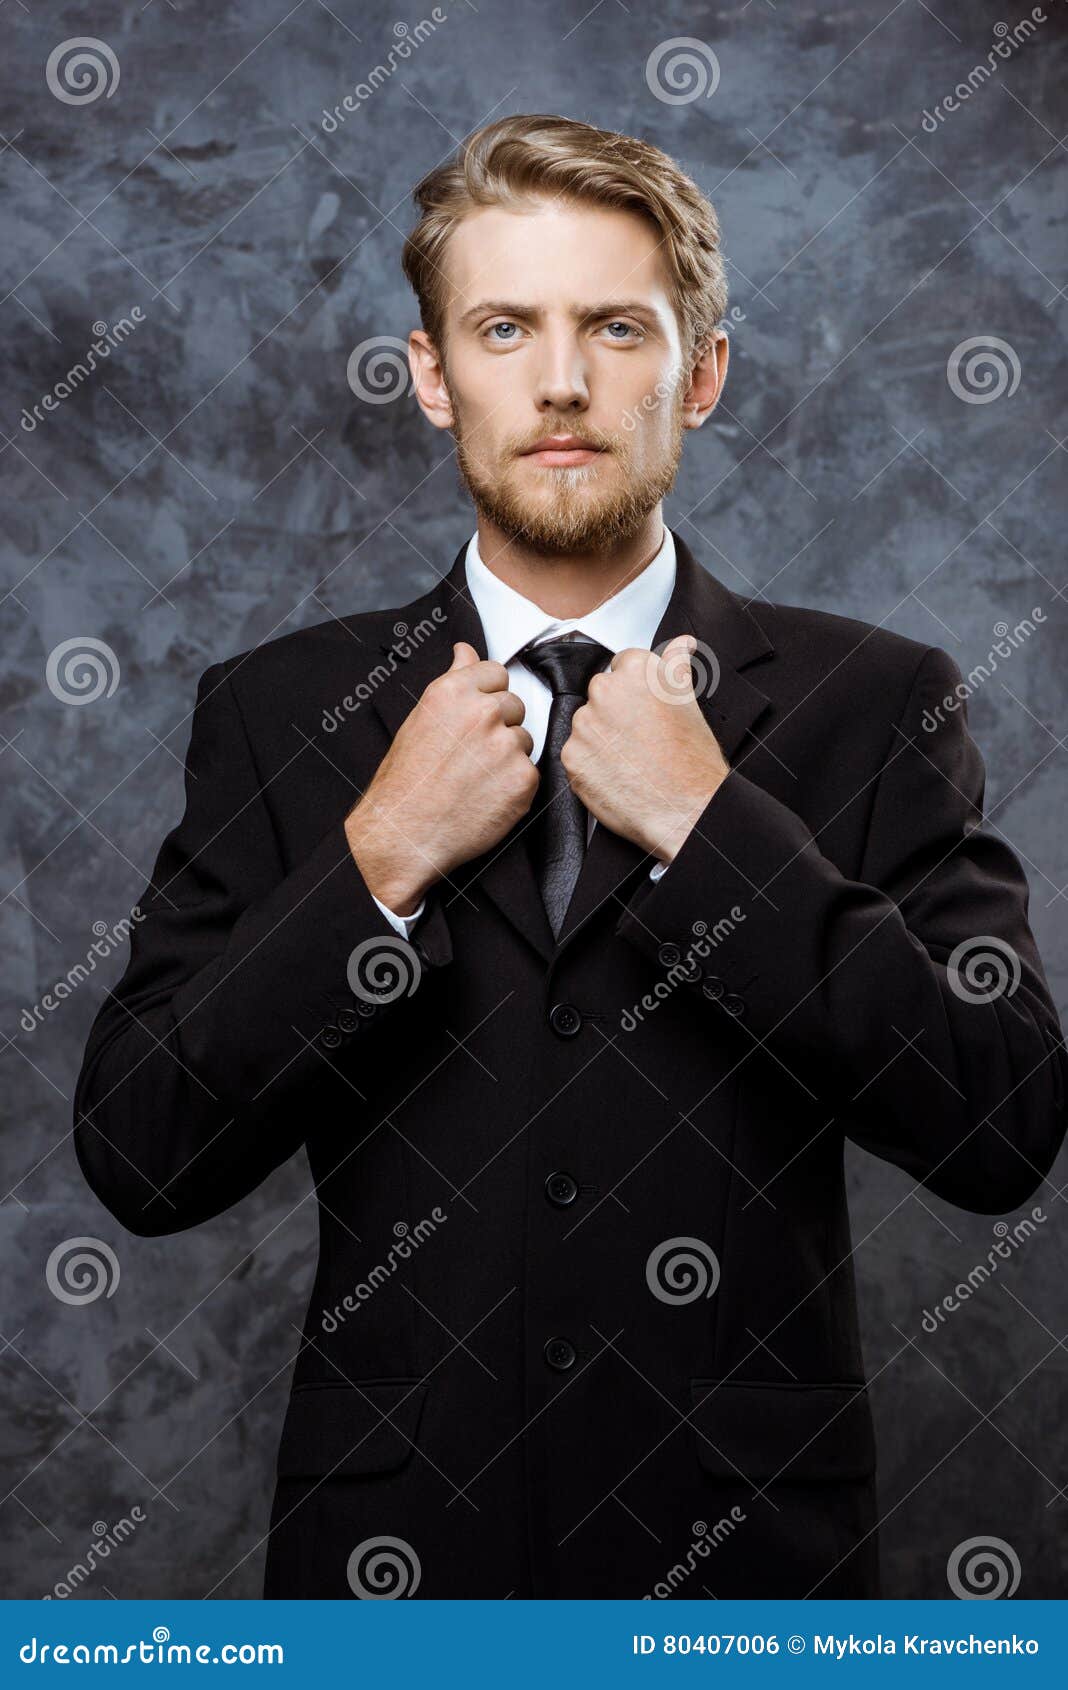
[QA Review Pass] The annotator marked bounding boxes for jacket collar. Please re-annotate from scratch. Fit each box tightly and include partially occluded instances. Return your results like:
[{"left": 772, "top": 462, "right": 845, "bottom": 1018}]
[{"left": 367, "top": 529, "right": 774, "bottom": 963}]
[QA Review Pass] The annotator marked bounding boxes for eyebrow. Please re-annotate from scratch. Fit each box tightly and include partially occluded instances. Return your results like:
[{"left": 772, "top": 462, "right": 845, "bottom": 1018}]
[{"left": 456, "top": 299, "right": 665, "bottom": 330}]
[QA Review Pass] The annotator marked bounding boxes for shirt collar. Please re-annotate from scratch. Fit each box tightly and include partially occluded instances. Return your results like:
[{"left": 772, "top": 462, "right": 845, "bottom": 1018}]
[{"left": 464, "top": 525, "right": 677, "bottom": 665}]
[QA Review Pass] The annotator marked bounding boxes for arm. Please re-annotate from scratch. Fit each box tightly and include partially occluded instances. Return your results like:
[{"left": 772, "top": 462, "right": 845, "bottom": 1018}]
[
  {"left": 73, "top": 660, "right": 452, "bottom": 1237},
  {"left": 616, "top": 646, "right": 1067, "bottom": 1214}
]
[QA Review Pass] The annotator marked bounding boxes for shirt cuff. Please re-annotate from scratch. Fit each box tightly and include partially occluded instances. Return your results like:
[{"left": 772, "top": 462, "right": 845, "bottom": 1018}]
[{"left": 370, "top": 891, "right": 427, "bottom": 938}]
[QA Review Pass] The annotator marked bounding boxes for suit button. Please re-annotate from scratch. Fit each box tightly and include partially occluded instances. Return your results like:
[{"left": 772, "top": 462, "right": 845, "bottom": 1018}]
[
  {"left": 723, "top": 993, "right": 746, "bottom": 1016},
  {"left": 355, "top": 999, "right": 377, "bottom": 1019},
  {"left": 549, "top": 1002, "right": 582, "bottom": 1038},
  {"left": 658, "top": 942, "right": 681, "bottom": 967},
  {"left": 336, "top": 1008, "right": 360, "bottom": 1034},
  {"left": 702, "top": 976, "right": 725, "bottom": 1001},
  {"left": 545, "top": 1171, "right": 579, "bottom": 1207},
  {"left": 544, "top": 1337, "right": 576, "bottom": 1371},
  {"left": 319, "top": 1024, "right": 343, "bottom": 1050}
]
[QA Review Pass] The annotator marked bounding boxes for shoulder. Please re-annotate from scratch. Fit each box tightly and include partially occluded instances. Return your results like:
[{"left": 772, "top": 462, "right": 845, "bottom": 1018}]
[{"left": 740, "top": 594, "right": 962, "bottom": 708}]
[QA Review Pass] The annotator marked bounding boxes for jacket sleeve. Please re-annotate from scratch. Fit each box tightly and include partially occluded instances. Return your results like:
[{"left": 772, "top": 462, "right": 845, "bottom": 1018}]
[
  {"left": 616, "top": 645, "right": 1067, "bottom": 1215},
  {"left": 73, "top": 659, "right": 452, "bottom": 1237}
]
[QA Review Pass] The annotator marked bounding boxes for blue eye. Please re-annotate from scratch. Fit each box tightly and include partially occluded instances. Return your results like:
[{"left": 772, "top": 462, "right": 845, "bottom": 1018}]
[{"left": 486, "top": 322, "right": 520, "bottom": 341}]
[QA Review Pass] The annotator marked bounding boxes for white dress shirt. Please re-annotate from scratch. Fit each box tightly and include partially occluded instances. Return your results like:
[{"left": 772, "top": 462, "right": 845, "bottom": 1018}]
[{"left": 369, "top": 527, "right": 677, "bottom": 938}]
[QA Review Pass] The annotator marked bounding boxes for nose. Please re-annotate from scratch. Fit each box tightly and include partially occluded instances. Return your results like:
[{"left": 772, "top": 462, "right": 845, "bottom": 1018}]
[{"left": 534, "top": 328, "right": 589, "bottom": 413}]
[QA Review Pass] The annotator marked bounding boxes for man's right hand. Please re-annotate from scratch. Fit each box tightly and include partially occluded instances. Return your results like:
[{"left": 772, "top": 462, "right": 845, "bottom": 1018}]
[{"left": 344, "top": 641, "right": 539, "bottom": 915}]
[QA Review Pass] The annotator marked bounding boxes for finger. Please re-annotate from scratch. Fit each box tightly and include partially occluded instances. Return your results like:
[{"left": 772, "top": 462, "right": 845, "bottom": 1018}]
[
  {"left": 496, "top": 690, "right": 527, "bottom": 727},
  {"left": 449, "top": 641, "right": 482, "bottom": 670}
]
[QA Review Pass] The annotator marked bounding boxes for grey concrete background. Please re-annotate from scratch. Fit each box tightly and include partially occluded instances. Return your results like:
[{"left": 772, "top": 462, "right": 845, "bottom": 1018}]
[{"left": 1, "top": 0, "right": 1066, "bottom": 1599}]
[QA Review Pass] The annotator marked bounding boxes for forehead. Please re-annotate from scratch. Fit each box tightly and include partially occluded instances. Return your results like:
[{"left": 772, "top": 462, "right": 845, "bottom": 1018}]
[{"left": 442, "top": 196, "right": 675, "bottom": 318}]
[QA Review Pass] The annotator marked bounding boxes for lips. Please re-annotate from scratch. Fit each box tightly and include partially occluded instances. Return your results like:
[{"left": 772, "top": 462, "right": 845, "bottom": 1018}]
[{"left": 520, "top": 437, "right": 607, "bottom": 465}]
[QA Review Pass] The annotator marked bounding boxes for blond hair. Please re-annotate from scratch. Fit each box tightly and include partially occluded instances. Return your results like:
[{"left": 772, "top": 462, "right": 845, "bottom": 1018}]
[{"left": 401, "top": 113, "right": 728, "bottom": 367}]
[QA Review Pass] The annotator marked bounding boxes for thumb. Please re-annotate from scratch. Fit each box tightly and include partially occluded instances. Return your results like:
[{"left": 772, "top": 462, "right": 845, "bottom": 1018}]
[
  {"left": 449, "top": 640, "right": 481, "bottom": 670},
  {"left": 656, "top": 633, "right": 698, "bottom": 698}
]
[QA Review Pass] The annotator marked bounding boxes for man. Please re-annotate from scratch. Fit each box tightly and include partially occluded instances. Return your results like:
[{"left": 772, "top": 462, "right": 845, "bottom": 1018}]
[{"left": 74, "top": 114, "right": 1067, "bottom": 1600}]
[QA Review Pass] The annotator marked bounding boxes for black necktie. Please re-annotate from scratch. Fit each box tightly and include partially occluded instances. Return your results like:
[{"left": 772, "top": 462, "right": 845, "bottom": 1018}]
[{"left": 518, "top": 635, "right": 612, "bottom": 939}]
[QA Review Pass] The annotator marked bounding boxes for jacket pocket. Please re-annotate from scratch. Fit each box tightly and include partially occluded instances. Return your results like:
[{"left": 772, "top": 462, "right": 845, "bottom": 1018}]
[
  {"left": 689, "top": 1378, "right": 876, "bottom": 1485},
  {"left": 276, "top": 1379, "right": 427, "bottom": 1479}
]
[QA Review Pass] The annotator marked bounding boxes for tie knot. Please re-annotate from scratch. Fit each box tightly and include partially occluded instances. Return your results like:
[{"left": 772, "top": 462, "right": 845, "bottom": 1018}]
[{"left": 518, "top": 635, "right": 612, "bottom": 698}]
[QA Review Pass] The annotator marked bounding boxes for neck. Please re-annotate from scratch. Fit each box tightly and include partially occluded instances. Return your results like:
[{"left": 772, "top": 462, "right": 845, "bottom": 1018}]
[{"left": 473, "top": 509, "right": 666, "bottom": 619}]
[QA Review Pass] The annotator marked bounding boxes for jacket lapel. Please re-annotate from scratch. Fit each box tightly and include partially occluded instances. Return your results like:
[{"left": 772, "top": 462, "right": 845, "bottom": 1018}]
[{"left": 366, "top": 532, "right": 775, "bottom": 964}]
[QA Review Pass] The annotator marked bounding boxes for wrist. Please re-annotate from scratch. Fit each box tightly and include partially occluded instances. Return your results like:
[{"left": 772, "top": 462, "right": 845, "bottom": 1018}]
[
  {"left": 344, "top": 804, "right": 434, "bottom": 915},
  {"left": 646, "top": 776, "right": 726, "bottom": 864}
]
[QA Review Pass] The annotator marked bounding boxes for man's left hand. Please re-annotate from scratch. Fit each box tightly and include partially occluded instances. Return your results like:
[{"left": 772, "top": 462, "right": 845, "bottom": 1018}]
[{"left": 560, "top": 634, "right": 730, "bottom": 865}]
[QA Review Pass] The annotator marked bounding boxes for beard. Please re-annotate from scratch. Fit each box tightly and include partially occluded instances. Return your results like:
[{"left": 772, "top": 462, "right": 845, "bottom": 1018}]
[{"left": 448, "top": 383, "right": 685, "bottom": 557}]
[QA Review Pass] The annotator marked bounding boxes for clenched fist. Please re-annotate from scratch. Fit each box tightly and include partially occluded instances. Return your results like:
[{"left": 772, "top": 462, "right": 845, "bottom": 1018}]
[
  {"left": 561, "top": 633, "right": 730, "bottom": 864},
  {"left": 344, "top": 641, "right": 539, "bottom": 914}
]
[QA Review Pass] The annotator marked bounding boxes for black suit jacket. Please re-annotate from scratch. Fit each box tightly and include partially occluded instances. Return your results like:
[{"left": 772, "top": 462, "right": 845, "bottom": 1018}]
[{"left": 73, "top": 532, "right": 1068, "bottom": 1598}]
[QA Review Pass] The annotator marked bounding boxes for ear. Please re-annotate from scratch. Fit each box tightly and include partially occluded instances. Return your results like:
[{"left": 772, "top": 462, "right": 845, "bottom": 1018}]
[
  {"left": 681, "top": 328, "right": 729, "bottom": 431},
  {"left": 409, "top": 328, "right": 454, "bottom": 431}
]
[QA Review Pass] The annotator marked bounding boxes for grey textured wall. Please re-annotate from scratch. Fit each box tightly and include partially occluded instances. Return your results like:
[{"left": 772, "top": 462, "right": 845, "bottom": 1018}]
[{"left": 2, "top": 0, "right": 1066, "bottom": 1600}]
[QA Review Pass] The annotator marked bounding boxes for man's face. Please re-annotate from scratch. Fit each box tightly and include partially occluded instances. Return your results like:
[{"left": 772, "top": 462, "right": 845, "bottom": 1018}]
[{"left": 429, "top": 197, "right": 696, "bottom": 555}]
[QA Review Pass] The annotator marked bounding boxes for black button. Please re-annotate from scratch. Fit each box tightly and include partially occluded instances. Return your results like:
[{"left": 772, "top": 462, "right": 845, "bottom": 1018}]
[
  {"left": 701, "top": 976, "right": 725, "bottom": 1001},
  {"left": 355, "top": 999, "right": 377, "bottom": 1019},
  {"left": 336, "top": 1008, "right": 360, "bottom": 1034},
  {"left": 545, "top": 1171, "right": 579, "bottom": 1207},
  {"left": 657, "top": 942, "right": 681, "bottom": 967},
  {"left": 544, "top": 1337, "right": 576, "bottom": 1371},
  {"left": 677, "top": 955, "right": 702, "bottom": 982},
  {"left": 319, "top": 1024, "right": 343, "bottom": 1050},
  {"left": 723, "top": 993, "right": 746, "bottom": 1016},
  {"left": 549, "top": 1003, "right": 582, "bottom": 1038}
]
